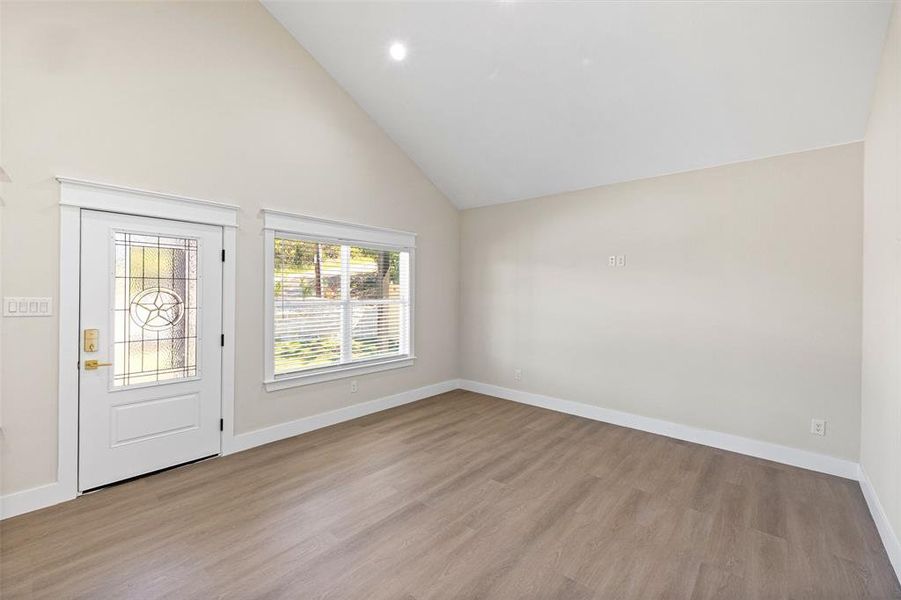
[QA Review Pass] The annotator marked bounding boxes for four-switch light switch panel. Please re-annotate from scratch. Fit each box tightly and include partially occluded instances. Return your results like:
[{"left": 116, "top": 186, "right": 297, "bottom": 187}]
[{"left": 3, "top": 297, "right": 53, "bottom": 317}]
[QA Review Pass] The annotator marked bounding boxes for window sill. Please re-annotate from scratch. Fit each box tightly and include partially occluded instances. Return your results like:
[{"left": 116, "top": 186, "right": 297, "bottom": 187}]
[{"left": 264, "top": 356, "right": 415, "bottom": 392}]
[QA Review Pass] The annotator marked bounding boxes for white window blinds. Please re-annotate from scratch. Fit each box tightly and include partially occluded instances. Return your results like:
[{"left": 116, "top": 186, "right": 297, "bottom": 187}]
[{"left": 264, "top": 211, "right": 414, "bottom": 388}]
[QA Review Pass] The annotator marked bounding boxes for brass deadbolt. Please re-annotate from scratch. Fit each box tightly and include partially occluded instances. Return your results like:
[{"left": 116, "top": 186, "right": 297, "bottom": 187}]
[{"left": 83, "top": 329, "right": 99, "bottom": 352}]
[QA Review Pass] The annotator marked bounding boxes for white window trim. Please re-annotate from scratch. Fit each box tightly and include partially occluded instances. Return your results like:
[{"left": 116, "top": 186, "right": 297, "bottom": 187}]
[
  {"left": 262, "top": 210, "right": 416, "bottom": 391},
  {"left": 262, "top": 209, "right": 415, "bottom": 248},
  {"left": 263, "top": 356, "right": 416, "bottom": 391}
]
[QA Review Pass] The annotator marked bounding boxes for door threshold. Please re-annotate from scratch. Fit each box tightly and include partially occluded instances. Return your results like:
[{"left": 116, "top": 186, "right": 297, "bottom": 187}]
[{"left": 80, "top": 454, "right": 220, "bottom": 494}]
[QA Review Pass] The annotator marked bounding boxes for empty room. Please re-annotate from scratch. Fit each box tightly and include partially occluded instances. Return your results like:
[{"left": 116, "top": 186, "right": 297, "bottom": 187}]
[{"left": 1, "top": 0, "right": 901, "bottom": 598}]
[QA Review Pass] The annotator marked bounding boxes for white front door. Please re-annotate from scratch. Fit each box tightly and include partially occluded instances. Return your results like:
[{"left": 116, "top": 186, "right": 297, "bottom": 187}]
[{"left": 78, "top": 210, "right": 223, "bottom": 491}]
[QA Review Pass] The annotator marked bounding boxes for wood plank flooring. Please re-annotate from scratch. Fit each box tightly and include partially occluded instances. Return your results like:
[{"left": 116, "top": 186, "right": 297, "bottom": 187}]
[{"left": 2, "top": 390, "right": 898, "bottom": 599}]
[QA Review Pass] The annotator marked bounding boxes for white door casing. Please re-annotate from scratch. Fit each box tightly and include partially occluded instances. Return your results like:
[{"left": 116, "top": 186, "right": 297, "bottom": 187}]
[{"left": 79, "top": 210, "right": 223, "bottom": 491}]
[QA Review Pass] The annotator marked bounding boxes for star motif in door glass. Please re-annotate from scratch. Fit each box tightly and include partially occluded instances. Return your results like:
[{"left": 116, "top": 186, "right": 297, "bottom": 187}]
[{"left": 130, "top": 288, "right": 185, "bottom": 331}]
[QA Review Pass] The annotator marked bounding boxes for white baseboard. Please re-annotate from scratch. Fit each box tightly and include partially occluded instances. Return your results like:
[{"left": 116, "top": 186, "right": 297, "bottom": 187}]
[
  {"left": 0, "top": 481, "right": 76, "bottom": 520},
  {"left": 858, "top": 466, "right": 901, "bottom": 584},
  {"left": 1, "top": 379, "right": 459, "bottom": 520},
  {"left": 458, "top": 380, "right": 859, "bottom": 480},
  {"left": 3, "top": 378, "right": 899, "bottom": 586},
  {"left": 468, "top": 379, "right": 901, "bottom": 581},
  {"left": 5, "top": 376, "right": 896, "bottom": 585},
  {"left": 227, "top": 379, "right": 461, "bottom": 454}
]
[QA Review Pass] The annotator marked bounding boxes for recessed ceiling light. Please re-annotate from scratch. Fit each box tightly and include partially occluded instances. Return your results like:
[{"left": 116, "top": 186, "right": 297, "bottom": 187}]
[{"left": 389, "top": 42, "right": 407, "bottom": 62}]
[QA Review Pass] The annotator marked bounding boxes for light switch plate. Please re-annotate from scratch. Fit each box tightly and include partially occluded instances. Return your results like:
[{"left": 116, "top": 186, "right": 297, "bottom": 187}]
[{"left": 3, "top": 297, "right": 53, "bottom": 317}]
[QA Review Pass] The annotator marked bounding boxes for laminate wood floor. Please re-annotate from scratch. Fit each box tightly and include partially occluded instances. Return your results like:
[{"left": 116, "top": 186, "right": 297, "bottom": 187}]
[{"left": 2, "top": 390, "right": 899, "bottom": 599}]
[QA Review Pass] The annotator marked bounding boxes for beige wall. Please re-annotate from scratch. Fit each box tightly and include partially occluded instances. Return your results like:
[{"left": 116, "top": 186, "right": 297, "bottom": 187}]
[
  {"left": 461, "top": 143, "right": 864, "bottom": 460},
  {"left": 0, "top": 0, "right": 884, "bottom": 502},
  {"left": 861, "top": 0, "right": 901, "bottom": 561},
  {"left": 0, "top": 1, "right": 459, "bottom": 494}
]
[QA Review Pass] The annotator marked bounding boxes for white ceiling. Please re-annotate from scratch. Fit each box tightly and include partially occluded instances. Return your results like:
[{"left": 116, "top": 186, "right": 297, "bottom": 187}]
[{"left": 264, "top": 1, "right": 892, "bottom": 209}]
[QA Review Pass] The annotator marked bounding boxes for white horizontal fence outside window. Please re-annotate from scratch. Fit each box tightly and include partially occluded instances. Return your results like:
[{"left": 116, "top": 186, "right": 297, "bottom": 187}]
[{"left": 263, "top": 211, "right": 415, "bottom": 390}]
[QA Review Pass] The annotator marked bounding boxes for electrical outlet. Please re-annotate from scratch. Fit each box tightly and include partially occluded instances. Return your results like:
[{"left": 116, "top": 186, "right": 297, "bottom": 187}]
[
  {"left": 608, "top": 256, "right": 616, "bottom": 267},
  {"left": 350, "top": 380, "right": 359, "bottom": 393},
  {"left": 513, "top": 368, "right": 522, "bottom": 382},
  {"left": 810, "top": 418, "right": 826, "bottom": 436},
  {"left": 616, "top": 255, "right": 626, "bottom": 267}
]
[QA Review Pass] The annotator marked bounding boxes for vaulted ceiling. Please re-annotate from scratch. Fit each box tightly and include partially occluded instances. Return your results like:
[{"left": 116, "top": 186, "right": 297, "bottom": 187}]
[{"left": 264, "top": 1, "right": 892, "bottom": 209}]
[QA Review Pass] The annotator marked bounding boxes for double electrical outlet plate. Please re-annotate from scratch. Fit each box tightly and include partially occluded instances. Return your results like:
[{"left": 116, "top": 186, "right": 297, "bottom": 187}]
[{"left": 810, "top": 418, "right": 826, "bottom": 436}]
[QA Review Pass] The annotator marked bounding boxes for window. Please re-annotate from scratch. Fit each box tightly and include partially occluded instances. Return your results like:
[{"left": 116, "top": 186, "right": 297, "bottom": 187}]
[
  {"left": 263, "top": 211, "right": 414, "bottom": 390},
  {"left": 113, "top": 232, "right": 199, "bottom": 387}
]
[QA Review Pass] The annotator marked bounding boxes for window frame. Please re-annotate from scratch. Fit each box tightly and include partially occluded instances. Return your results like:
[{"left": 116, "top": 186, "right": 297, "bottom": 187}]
[{"left": 262, "top": 211, "right": 415, "bottom": 391}]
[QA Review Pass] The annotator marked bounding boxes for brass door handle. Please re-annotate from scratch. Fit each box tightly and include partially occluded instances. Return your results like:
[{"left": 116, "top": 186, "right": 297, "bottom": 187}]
[{"left": 84, "top": 360, "right": 112, "bottom": 370}]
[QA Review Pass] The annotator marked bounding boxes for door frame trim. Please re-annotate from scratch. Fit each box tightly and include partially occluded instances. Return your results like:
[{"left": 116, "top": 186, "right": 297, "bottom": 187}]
[
  {"left": 58, "top": 178, "right": 239, "bottom": 500},
  {"left": 58, "top": 177, "right": 239, "bottom": 227}
]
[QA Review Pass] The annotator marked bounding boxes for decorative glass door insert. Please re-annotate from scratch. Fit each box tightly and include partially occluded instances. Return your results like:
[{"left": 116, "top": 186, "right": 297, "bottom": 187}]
[{"left": 112, "top": 232, "right": 199, "bottom": 387}]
